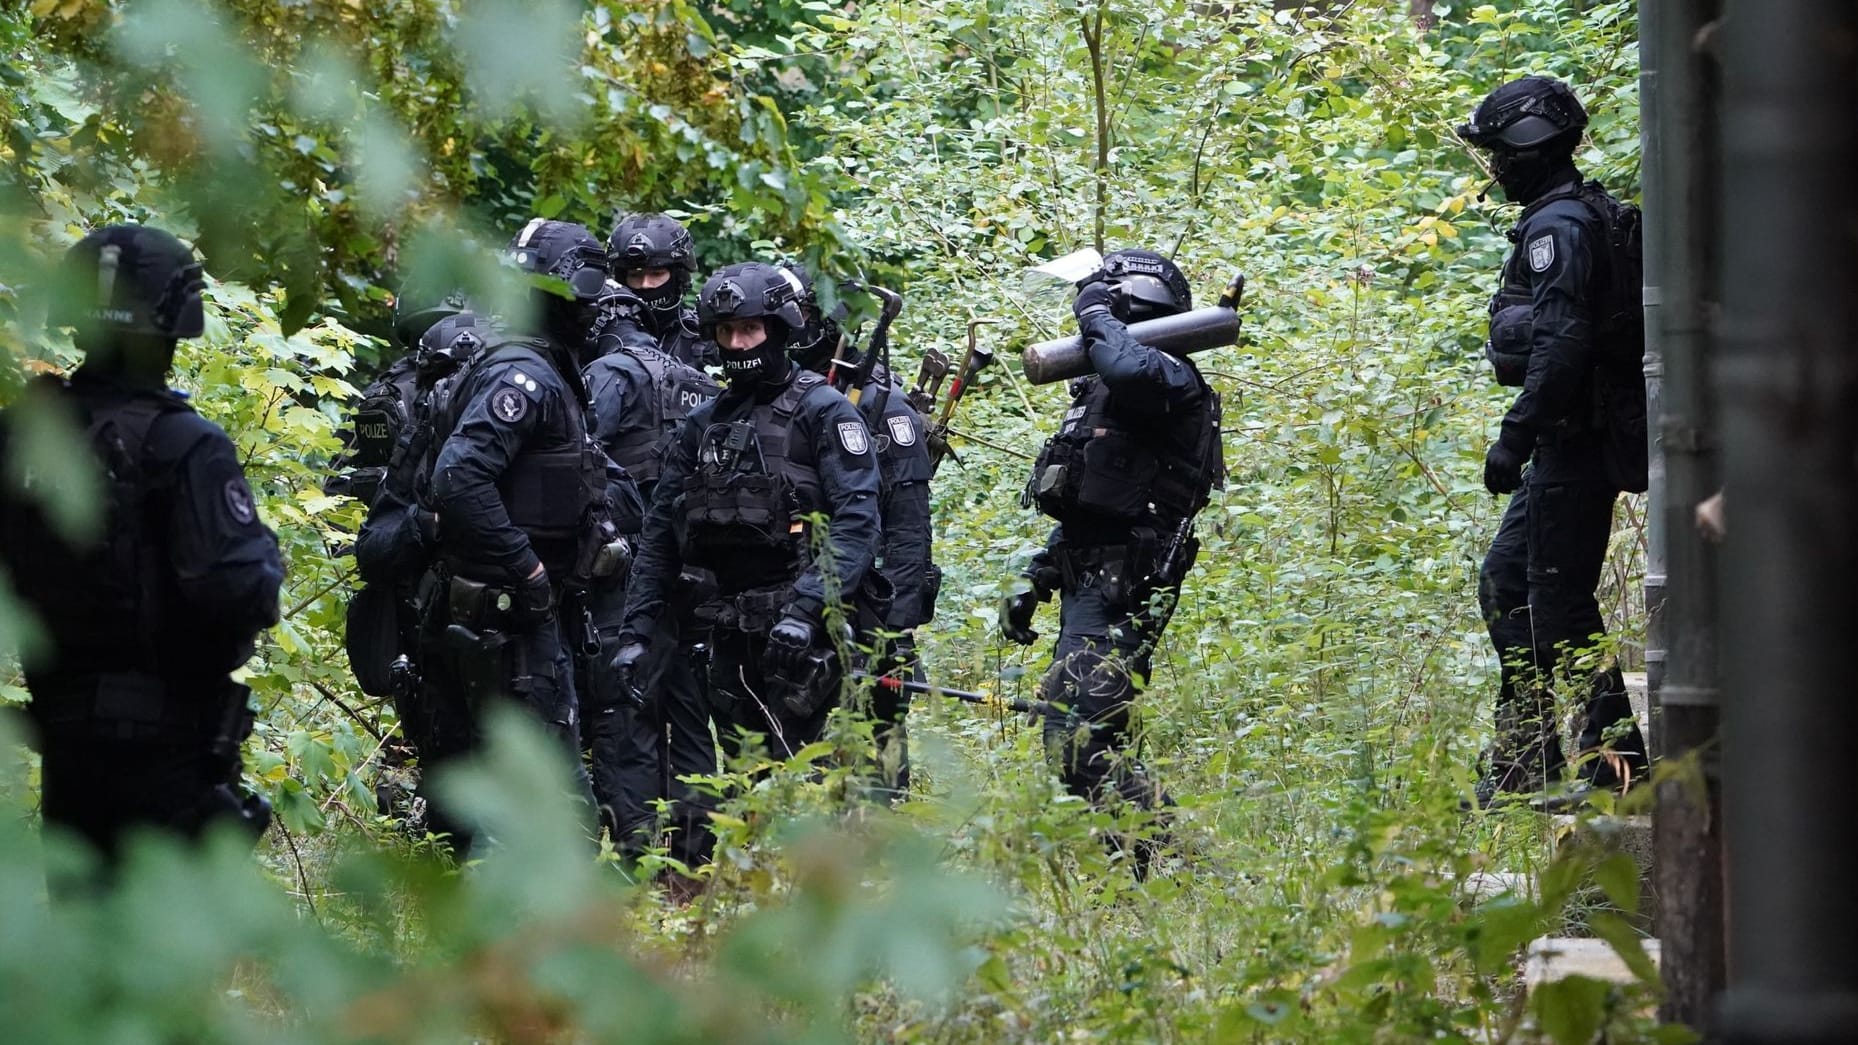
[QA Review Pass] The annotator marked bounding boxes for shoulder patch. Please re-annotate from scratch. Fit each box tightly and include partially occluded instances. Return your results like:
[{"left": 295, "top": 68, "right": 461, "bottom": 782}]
[
  {"left": 837, "top": 421, "right": 871, "bottom": 455},
  {"left": 491, "top": 386, "right": 529, "bottom": 424},
  {"left": 223, "top": 477, "right": 257, "bottom": 525},
  {"left": 1528, "top": 234, "right": 1556, "bottom": 273},
  {"left": 886, "top": 414, "right": 917, "bottom": 447}
]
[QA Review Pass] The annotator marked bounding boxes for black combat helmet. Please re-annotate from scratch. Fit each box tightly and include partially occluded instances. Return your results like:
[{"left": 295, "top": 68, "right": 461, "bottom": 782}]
[
  {"left": 416, "top": 311, "right": 496, "bottom": 379},
  {"left": 607, "top": 213, "right": 697, "bottom": 315},
  {"left": 777, "top": 262, "right": 850, "bottom": 370},
  {"left": 1098, "top": 249, "right": 1192, "bottom": 322},
  {"left": 697, "top": 262, "right": 806, "bottom": 336},
  {"left": 52, "top": 224, "right": 206, "bottom": 340},
  {"left": 390, "top": 284, "right": 471, "bottom": 350},
  {"left": 1457, "top": 75, "right": 1588, "bottom": 155},
  {"left": 507, "top": 218, "right": 610, "bottom": 302}
]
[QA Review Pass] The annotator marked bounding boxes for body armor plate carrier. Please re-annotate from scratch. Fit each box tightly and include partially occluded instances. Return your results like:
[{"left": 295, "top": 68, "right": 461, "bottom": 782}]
[
  {"left": 682, "top": 371, "right": 828, "bottom": 566},
  {"left": 1026, "top": 375, "right": 1225, "bottom": 524}
]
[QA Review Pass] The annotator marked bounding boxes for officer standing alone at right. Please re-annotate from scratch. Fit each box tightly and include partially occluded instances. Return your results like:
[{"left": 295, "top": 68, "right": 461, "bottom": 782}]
[
  {"left": 0, "top": 224, "right": 282, "bottom": 886},
  {"left": 1459, "top": 75, "right": 1650, "bottom": 807}
]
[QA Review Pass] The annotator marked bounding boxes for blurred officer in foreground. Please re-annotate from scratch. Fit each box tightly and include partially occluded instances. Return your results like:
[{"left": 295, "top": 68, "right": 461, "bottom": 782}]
[
  {"left": 614, "top": 261, "right": 881, "bottom": 872},
  {"left": 1459, "top": 75, "right": 1649, "bottom": 808},
  {"left": 1005, "top": 248, "right": 1225, "bottom": 875},
  {"left": 0, "top": 224, "right": 282, "bottom": 884}
]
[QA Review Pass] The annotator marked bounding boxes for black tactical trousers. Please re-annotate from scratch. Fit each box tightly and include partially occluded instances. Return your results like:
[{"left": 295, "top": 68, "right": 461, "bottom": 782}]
[
  {"left": 589, "top": 610, "right": 716, "bottom": 865},
  {"left": 418, "top": 607, "right": 594, "bottom": 855},
  {"left": 851, "top": 609, "right": 921, "bottom": 802},
  {"left": 1478, "top": 475, "right": 1649, "bottom": 792},
  {"left": 669, "top": 626, "right": 838, "bottom": 864},
  {"left": 1040, "top": 566, "right": 1175, "bottom": 811}
]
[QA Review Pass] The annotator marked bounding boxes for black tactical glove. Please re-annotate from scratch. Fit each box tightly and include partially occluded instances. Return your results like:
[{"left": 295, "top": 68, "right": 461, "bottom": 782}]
[
  {"left": 1483, "top": 439, "right": 1528, "bottom": 496},
  {"left": 1072, "top": 279, "right": 1116, "bottom": 322},
  {"left": 511, "top": 567, "right": 555, "bottom": 628},
  {"left": 765, "top": 614, "right": 817, "bottom": 673},
  {"left": 1000, "top": 584, "right": 1043, "bottom": 646},
  {"left": 610, "top": 639, "right": 649, "bottom": 708}
]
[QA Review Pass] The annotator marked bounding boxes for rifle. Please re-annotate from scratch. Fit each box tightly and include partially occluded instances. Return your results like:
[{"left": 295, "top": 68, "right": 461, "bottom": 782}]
[
  {"left": 924, "top": 318, "right": 997, "bottom": 475},
  {"left": 850, "top": 673, "right": 1054, "bottom": 716}
]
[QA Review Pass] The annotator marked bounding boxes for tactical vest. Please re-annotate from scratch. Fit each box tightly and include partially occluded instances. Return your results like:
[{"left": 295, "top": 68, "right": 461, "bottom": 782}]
[
  {"left": 1484, "top": 180, "right": 1644, "bottom": 387},
  {"left": 658, "top": 309, "right": 717, "bottom": 370},
  {"left": 326, "top": 356, "right": 420, "bottom": 505},
  {"left": 429, "top": 338, "right": 605, "bottom": 545},
  {"left": 681, "top": 371, "right": 829, "bottom": 565},
  {"left": 0, "top": 379, "right": 196, "bottom": 675},
  {"left": 598, "top": 343, "right": 719, "bottom": 486},
  {"left": 855, "top": 366, "right": 932, "bottom": 496},
  {"left": 1026, "top": 374, "right": 1225, "bottom": 525}
]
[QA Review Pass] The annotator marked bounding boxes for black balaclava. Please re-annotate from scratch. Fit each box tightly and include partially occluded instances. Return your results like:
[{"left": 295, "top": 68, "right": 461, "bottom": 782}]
[
  {"left": 1492, "top": 149, "right": 1581, "bottom": 207},
  {"left": 719, "top": 320, "right": 791, "bottom": 389}
]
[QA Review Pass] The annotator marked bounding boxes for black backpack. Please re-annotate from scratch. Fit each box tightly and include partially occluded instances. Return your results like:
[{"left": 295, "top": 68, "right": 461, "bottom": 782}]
[
  {"left": 1551, "top": 182, "right": 1649, "bottom": 493},
  {"left": 326, "top": 356, "right": 420, "bottom": 507}
]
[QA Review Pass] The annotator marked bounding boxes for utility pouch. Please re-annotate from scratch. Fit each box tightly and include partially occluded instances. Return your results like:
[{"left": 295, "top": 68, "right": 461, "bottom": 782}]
[
  {"left": 445, "top": 623, "right": 511, "bottom": 706},
  {"left": 448, "top": 575, "right": 511, "bottom": 630},
  {"left": 1074, "top": 433, "right": 1155, "bottom": 519},
  {"left": 921, "top": 563, "right": 944, "bottom": 620}
]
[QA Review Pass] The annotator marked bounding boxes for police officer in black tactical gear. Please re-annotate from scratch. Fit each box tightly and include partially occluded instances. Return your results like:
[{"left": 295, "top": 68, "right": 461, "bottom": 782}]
[
  {"left": 782, "top": 264, "right": 936, "bottom": 800},
  {"left": 0, "top": 224, "right": 283, "bottom": 882},
  {"left": 614, "top": 261, "right": 882, "bottom": 865},
  {"left": 606, "top": 212, "right": 716, "bottom": 370},
  {"left": 1459, "top": 75, "right": 1649, "bottom": 807},
  {"left": 582, "top": 275, "right": 720, "bottom": 856},
  {"left": 414, "top": 218, "right": 639, "bottom": 853},
  {"left": 1003, "top": 249, "right": 1225, "bottom": 850},
  {"left": 337, "top": 286, "right": 473, "bottom": 778}
]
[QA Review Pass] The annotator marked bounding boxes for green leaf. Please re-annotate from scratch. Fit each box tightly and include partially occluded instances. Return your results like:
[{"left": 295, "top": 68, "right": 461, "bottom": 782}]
[
  {"left": 1593, "top": 851, "right": 1641, "bottom": 914},
  {"left": 1589, "top": 912, "right": 1661, "bottom": 986},
  {"left": 1532, "top": 975, "right": 1609, "bottom": 1045}
]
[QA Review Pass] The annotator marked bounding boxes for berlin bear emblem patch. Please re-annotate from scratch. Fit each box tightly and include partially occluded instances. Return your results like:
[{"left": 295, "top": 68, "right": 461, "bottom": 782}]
[
  {"left": 886, "top": 415, "right": 917, "bottom": 447},
  {"left": 492, "top": 387, "right": 528, "bottom": 423},
  {"left": 1528, "top": 234, "right": 1556, "bottom": 273},
  {"left": 223, "top": 478, "right": 256, "bottom": 525},
  {"left": 837, "top": 421, "right": 870, "bottom": 454}
]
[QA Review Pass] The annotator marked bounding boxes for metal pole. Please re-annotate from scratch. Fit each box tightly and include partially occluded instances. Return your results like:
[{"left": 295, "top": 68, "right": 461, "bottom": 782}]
[
  {"left": 1639, "top": 0, "right": 1668, "bottom": 751},
  {"left": 1716, "top": 2, "right": 1858, "bottom": 1041},
  {"left": 1644, "top": 0, "right": 1728, "bottom": 1029}
]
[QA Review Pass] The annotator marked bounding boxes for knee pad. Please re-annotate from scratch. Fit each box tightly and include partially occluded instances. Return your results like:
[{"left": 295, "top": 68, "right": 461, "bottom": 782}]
[{"left": 1040, "top": 647, "right": 1135, "bottom": 722}]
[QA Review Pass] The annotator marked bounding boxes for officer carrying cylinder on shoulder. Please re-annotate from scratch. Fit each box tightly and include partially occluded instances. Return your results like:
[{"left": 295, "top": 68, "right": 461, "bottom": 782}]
[
  {"left": 782, "top": 263, "right": 936, "bottom": 801},
  {"left": 581, "top": 226, "right": 720, "bottom": 859},
  {"left": 1003, "top": 248, "right": 1227, "bottom": 876},
  {"left": 0, "top": 224, "right": 283, "bottom": 889},
  {"left": 613, "top": 260, "right": 882, "bottom": 868},
  {"left": 413, "top": 218, "right": 640, "bottom": 855},
  {"left": 1458, "top": 75, "right": 1649, "bottom": 809}
]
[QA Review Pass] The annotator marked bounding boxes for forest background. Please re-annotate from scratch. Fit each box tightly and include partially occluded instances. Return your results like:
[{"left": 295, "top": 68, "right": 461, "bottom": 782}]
[{"left": 0, "top": 1, "right": 1676, "bottom": 1042}]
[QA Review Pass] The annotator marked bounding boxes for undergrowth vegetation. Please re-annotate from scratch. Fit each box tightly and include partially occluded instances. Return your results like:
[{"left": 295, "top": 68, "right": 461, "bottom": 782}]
[{"left": 0, "top": 1, "right": 1680, "bottom": 1041}]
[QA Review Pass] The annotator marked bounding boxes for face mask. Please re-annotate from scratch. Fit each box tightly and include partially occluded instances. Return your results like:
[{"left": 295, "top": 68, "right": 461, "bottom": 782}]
[{"left": 718, "top": 321, "right": 789, "bottom": 385}]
